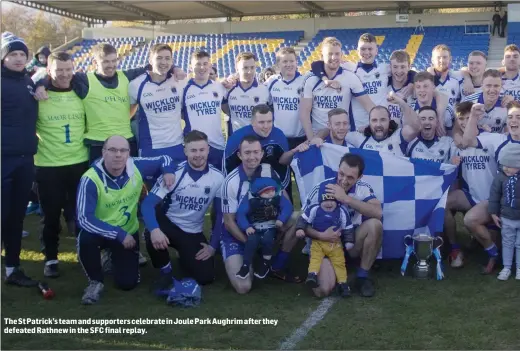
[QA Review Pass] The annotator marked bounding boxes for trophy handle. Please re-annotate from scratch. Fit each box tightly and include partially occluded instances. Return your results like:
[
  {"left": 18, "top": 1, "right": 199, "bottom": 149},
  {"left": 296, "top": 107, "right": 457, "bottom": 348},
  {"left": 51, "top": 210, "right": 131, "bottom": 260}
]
[
  {"left": 404, "top": 235, "right": 413, "bottom": 247},
  {"left": 434, "top": 236, "right": 444, "bottom": 249}
]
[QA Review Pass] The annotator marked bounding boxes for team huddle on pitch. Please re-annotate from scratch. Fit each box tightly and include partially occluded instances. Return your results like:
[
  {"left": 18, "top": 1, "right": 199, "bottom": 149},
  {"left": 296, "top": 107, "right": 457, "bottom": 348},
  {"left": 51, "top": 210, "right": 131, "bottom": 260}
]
[{"left": 2, "top": 30, "right": 520, "bottom": 306}]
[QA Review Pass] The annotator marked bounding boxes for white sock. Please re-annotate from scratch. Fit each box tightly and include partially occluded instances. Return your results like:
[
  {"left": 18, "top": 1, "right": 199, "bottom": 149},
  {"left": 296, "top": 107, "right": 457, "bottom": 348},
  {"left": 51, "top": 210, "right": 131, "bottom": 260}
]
[
  {"left": 45, "top": 260, "right": 59, "bottom": 266},
  {"left": 6, "top": 267, "right": 14, "bottom": 277}
]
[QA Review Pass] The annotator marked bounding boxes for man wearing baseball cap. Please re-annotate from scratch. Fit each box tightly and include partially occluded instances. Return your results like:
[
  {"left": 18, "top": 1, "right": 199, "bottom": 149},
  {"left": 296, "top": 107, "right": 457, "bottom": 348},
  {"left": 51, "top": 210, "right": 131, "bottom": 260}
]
[{"left": 1, "top": 32, "right": 39, "bottom": 287}]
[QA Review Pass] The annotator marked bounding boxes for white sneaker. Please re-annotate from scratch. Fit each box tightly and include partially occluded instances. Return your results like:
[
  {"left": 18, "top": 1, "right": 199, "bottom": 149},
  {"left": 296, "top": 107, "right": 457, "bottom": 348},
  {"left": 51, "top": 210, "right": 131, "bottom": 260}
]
[
  {"left": 449, "top": 250, "right": 464, "bottom": 268},
  {"left": 516, "top": 269, "right": 520, "bottom": 280},
  {"left": 497, "top": 268, "right": 512, "bottom": 281}
]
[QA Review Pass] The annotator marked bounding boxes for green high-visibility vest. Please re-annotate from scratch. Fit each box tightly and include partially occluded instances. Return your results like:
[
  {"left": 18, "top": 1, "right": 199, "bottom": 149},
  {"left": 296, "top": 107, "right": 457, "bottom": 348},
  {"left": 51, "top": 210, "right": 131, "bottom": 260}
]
[
  {"left": 83, "top": 165, "right": 143, "bottom": 235},
  {"left": 83, "top": 71, "right": 133, "bottom": 141},
  {"left": 35, "top": 90, "right": 88, "bottom": 167}
]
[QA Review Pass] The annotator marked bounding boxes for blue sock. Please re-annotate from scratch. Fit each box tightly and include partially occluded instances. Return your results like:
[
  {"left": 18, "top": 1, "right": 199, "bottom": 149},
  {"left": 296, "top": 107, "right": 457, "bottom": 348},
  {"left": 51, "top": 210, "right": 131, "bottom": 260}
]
[
  {"left": 160, "top": 262, "right": 172, "bottom": 275},
  {"left": 357, "top": 267, "right": 369, "bottom": 278},
  {"left": 485, "top": 244, "right": 498, "bottom": 258},
  {"left": 271, "top": 251, "right": 289, "bottom": 271}
]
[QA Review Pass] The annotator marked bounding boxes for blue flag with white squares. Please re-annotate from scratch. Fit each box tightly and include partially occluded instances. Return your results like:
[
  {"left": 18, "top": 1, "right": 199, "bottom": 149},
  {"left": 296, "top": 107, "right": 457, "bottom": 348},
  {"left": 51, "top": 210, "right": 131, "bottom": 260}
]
[{"left": 291, "top": 144, "right": 458, "bottom": 259}]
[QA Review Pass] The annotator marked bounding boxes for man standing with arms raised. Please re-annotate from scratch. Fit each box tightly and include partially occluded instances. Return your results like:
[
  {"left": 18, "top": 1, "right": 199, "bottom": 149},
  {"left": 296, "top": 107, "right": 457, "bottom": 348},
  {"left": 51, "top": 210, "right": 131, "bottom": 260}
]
[
  {"left": 35, "top": 52, "right": 89, "bottom": 278},
  {"left": 1, "top": 32, "right": 38, "bottom": 287}
]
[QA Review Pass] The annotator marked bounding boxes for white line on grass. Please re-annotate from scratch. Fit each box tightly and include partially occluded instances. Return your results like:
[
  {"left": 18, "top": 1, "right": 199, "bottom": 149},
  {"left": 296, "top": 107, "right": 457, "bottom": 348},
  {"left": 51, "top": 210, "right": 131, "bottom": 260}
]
[{"left": 278, "top": 296, "right": 339, "bottom": 350}]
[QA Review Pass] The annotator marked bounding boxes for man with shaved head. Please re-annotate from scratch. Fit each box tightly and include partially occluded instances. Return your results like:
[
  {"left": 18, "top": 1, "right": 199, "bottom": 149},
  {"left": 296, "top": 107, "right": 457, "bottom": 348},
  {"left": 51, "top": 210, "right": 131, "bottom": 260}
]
[{"left": 76, "top": 135, "right": 176, "bottom": 305}]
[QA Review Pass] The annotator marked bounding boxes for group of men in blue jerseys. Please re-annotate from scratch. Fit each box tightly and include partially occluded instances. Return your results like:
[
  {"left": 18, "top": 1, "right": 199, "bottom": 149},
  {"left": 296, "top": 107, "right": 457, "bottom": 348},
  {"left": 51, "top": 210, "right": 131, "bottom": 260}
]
[{"left": 2, "top": 28, "right": 520, "bottom": 305}]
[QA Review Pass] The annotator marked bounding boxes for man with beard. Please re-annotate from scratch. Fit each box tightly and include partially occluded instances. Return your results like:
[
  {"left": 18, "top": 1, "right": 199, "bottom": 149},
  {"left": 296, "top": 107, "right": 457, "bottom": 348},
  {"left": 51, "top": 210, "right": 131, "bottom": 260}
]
[
  {"left": 141, "top": 131, "right": 224, "bottom": 286},
  {"left": 458, "top": 101, "right": 520, "bottom": 273},
  {"left": 429, "top": 44, "right": 462, "bottom": 108},
  {"left": 462, "top": 69, "right": 508, "bottom": 133},
  {"left": 300, "top": 37, "right": 374, "bottom": 139},
  {"left": 129, "top": 44, "right": 187, "bottom": 164},
  {"left": 343, "top": 93, "right": 421, "bottom": 156}
]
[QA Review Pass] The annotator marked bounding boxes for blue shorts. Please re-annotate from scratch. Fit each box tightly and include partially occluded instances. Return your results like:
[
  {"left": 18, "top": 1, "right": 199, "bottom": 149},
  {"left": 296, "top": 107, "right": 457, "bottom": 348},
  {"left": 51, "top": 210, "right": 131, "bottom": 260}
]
[
  {"left": 461, "top": 189, "right": 478, "bottom": 207},
  {"left": 139, "top": 144, "right": 186, "bottom": 164},
  {"left": 220, "top": 234, "right": 244, "bottom": 260},
  {"left": 208, "top": 146, "right": 224, "bottom": 172}
]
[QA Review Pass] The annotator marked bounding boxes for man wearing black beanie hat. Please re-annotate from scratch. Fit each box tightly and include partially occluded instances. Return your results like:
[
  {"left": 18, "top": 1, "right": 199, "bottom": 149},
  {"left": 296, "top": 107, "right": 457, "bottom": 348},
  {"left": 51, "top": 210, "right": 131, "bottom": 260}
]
[{"left": 1, "top": 31, "right": 39, "bottom": 287}]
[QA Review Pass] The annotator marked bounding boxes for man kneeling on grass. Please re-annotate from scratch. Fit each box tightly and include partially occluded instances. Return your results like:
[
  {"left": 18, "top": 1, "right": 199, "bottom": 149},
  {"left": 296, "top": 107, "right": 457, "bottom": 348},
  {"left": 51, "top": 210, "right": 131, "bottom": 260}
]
[
  {"left": 141, "top": 131, "right": 225, "bottom": 288},
  {"left": 301, "top": 153, "right": 383, "bottom": 297},
  {"left": 76, "top": 135, "right": 175, "bottom": 305},
  {"left": 221, "top": 135, "right": 301, "bottom": 294}
]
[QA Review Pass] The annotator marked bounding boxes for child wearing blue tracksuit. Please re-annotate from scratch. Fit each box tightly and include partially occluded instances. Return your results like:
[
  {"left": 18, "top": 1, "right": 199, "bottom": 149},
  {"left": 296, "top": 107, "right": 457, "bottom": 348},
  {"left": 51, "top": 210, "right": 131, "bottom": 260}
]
[{"left": 236, "top": 177, "right": 293, "bottom": 280}]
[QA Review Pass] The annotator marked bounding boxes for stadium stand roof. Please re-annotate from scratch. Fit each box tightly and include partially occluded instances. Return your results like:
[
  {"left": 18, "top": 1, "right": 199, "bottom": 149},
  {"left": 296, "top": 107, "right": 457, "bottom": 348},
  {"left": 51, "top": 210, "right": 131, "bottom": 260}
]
[{"left": 8, "top": 1, "right": 517, "bottom": 23}]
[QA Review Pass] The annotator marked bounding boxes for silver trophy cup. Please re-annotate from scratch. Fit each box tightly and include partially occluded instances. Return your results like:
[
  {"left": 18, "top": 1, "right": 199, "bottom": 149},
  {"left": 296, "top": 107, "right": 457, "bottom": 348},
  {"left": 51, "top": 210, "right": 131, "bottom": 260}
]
[{"left": 404, "top": 234, "right": 443, "bottom": 279}]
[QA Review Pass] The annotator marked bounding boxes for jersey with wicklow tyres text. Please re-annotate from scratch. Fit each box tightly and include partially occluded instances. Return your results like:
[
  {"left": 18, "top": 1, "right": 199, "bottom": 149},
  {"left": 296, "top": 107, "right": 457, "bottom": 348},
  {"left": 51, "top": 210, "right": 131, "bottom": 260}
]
[
  {"left": 502, "top": 72, "right": 520, "bottom": 101},
  {"left": 267, "top": 73, "right": 305, "bottom": 138},
  {"left": 227, "top": 79, "right": 270, "bottom": 133},
  {"left": 182, "top": 79, "right": 228, "bottom": 150},
  {"left": 151, "top": 162, "right": 224, "bottom": 233},
  {"left": 128, "top": 73, "right": 186, "bottom": 151},
  {"left": 461, "top": 93, "right": 507, "bottom": 133},
  {"left": 302, "top": 67, "right": 366, "bottom": 133},
  {"left": 344, "top": 62, "right": 391, "bottom": 130},
  {"left": 452, "top": 132, "right": 508, "bottom": 204}
]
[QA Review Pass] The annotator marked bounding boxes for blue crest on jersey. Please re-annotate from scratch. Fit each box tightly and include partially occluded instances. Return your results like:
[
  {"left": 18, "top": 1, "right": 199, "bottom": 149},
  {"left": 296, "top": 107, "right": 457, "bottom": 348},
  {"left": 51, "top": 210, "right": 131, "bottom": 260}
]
[
  {"left": 171, "top": 87, "right": 177, "bottom": 94},
  {"left": 483, "top": 148, "right": 488, "bottom": 153},
  {"left": 496, "top": 118, "right": 501, "bottom": 125},
  {"left": 204, "top": 186, "right": 211, "bottom": 194},
  {"left": 388, "top": 144, "right": 393, "bottom": 150},
  {"left": 375, "top": 72, "right": 380, "bottom": 79},
  {"left": 254, "top": 96, "right": 259, "bottom": 103},
  {"left": 439, "top": 150, "right": 444, "bottom": 156},
  {"left": 223, "top": 199, "right": 228, "bottom": 205},
  {"left": 451, "top": 89, "right": 455, "bottom": 96},
  {"left": 213, "top": 91, "right": 218, "bottom": 98}
]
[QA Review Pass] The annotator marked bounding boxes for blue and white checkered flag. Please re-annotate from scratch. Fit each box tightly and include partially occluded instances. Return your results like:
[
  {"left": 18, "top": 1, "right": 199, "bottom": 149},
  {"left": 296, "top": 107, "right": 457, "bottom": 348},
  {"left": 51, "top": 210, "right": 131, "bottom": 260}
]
[{"left": 291, "top": 144, "right": 458, "bottom": 259}]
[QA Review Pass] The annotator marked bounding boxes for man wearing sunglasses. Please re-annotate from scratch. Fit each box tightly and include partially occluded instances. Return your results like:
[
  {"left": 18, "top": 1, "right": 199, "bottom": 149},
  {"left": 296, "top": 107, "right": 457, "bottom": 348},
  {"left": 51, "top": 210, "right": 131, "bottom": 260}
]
[{"left": 76, "top": 135, "right": 176, "bottom": 305}]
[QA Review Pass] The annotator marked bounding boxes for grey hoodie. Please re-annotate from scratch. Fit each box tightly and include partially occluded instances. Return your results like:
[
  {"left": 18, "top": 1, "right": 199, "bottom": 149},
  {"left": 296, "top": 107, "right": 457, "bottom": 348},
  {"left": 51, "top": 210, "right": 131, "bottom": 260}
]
[{"left": 488, "top": 168, "right": 520, "bottom": 220}]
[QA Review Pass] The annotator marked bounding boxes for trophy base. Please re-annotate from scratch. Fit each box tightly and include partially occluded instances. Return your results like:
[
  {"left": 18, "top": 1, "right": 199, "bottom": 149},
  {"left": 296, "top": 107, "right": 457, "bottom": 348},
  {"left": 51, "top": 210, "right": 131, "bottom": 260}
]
[{"left": 413, "top": 265, "right": 430, "bottom": 280}]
